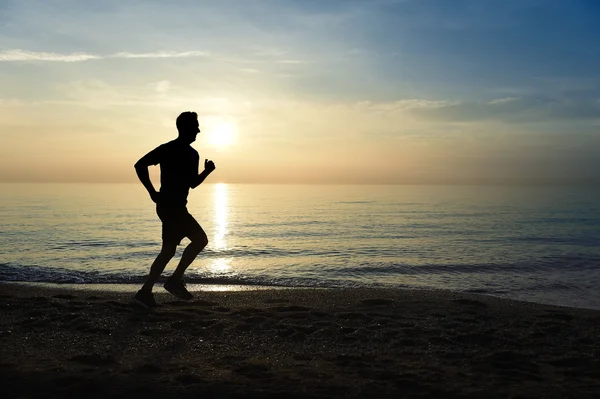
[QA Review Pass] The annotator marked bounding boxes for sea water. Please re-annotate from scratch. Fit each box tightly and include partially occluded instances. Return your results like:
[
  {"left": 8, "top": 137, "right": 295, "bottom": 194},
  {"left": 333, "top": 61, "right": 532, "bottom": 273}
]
[{"left": 1, "top": 183, "right": 599, "bottom": 309}]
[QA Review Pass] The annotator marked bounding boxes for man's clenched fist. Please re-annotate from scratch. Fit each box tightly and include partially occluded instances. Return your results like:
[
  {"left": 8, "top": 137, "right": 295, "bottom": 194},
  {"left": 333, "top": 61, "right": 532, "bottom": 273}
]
[{"left": 204, "top": 159, "right": 216, "bottom": 173}]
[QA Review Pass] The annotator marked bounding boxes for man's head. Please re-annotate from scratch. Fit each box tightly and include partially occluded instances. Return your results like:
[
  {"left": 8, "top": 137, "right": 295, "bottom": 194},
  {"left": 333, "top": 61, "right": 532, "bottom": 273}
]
[{"left": 176, "top": 111, "right": 200, "bottom": 143}]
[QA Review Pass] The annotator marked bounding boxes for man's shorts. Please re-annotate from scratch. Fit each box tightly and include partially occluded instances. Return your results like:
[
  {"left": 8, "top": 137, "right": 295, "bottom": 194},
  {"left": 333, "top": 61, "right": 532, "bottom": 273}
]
[{"left": 156, "top": 205, "right": 202, "bottom": 246}]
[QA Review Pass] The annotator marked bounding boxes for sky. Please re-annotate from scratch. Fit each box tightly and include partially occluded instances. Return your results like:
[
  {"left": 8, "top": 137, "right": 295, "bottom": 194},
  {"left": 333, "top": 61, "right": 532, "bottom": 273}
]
[{"left": 1, "top": 0, "right": 599, "bottom": 184}]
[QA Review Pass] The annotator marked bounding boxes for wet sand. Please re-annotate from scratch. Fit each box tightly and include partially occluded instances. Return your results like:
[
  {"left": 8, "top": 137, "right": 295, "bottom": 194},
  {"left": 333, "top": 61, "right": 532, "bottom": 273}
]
[{"left": 1, "top": 283, "right": 599, "bottom": 398}]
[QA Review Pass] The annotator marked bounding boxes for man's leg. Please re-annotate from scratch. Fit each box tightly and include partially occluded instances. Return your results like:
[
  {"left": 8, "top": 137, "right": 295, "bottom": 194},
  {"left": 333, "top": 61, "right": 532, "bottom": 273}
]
[
  {"left": 141, "top": 243, "right": 177, "bottom": 292},
  {"left": 163, "top": 212, "right": 207, "bottom": 300},
  {"left": 170, "top": 231, "right": 208, "bottom": 280}
]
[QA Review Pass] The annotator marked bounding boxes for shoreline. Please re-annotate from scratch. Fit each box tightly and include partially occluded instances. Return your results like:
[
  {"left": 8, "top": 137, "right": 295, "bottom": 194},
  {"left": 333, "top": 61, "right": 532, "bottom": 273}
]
[
  {"left": 1, "top": 283, "right": 599, "bottom": 398},
  {"left": 1, "top": 281, "right": 296, "bottom": 294},
  {"left": 3, "top": 281, "right": 600, "bottom": 312}
]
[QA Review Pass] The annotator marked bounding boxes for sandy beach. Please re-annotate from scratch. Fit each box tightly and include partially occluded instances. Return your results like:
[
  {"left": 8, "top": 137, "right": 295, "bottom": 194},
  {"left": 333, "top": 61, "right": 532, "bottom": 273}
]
[{"left": 1, "top": 283, "right": 599, "bottom": 398}]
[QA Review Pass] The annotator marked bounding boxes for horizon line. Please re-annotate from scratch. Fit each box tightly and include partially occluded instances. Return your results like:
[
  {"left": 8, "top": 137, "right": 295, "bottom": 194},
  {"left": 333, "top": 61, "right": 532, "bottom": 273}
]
[{"left": 2, "top": 181, "right": 600, "bottom": 187}]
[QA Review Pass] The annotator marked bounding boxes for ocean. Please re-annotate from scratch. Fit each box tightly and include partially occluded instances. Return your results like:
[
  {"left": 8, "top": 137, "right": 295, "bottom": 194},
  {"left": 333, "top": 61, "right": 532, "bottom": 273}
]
[{"left": 1, "top": 183, "right": 599, "bottom": 309}]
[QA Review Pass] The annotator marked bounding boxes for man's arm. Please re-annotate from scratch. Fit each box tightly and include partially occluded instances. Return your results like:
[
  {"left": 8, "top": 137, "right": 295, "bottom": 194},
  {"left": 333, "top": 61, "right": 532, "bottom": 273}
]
[
  {"left": 134, "top": 147, "right": 162, "bottom": 203},
  {"left": 191, "top": 159, "right": 216, "bottom": 189}
]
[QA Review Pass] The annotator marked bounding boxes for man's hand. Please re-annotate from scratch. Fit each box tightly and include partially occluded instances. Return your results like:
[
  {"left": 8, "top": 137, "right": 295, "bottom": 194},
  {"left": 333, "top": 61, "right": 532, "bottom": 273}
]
[
  {"left": 150, "top": 190, "right": 161, "bottom": 204},
  {"left": 191, "top": 160, "right": 216, "bottom": 188},
  {"left": 204, "top": 159, "right": 216, "bottom": 173}
]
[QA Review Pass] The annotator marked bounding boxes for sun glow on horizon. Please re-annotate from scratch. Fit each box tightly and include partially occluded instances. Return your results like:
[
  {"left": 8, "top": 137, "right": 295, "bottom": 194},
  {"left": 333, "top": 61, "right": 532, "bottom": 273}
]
[{"left": 206, "top": 120, "right": 237, "bottom": 148}]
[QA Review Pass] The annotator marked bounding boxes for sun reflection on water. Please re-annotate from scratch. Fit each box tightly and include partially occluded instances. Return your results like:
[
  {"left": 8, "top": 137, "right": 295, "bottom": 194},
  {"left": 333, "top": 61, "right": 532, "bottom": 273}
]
[
  {"left": 209, "top": 257, "right": 231, "bottom": 274},
  {"left": 213, "top": 183, "right": 228, "bottom": 251}
]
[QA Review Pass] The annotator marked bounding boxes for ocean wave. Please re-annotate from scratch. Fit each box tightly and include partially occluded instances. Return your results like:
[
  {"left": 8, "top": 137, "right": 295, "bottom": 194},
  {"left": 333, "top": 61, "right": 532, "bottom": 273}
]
[
  {"left": 47, "top": 240, "right": 158, "bottom": 250},
  {"left": 0, "top": 263, "right": 345, "bottom": 288},
  {"left": 2, "top": 259, "right": 598, "bottom": 285}
]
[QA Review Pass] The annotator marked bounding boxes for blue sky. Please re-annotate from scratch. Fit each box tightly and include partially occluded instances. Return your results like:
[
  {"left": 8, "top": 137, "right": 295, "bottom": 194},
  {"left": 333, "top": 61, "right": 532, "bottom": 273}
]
[{"left": 1, "top": 0, "right": 599, "bottom": 183}]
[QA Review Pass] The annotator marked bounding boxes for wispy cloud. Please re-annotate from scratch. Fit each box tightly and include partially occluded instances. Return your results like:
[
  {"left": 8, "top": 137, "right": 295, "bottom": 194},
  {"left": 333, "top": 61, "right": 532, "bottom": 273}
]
[
  {"left": 412, "top": 96, "right": 600, "bottom": 123},
  {"left": 0, "top": 49, "right": 99, "bottom": 62},
  {"left": 112, "top": 51, "right": 209, "bottom": 59},
  {"left": 488, "top": 97, "right": 519, "bottom": 105},
  {"left": 0, "top": 49, "right": 209, "bottom": 62}
]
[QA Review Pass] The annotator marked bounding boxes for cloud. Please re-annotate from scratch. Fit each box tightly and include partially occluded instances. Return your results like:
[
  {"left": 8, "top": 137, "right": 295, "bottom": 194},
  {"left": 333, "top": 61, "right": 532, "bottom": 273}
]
[
  {"left": 112, "top": 51, "right": 209, "bottom": 59},
  {"left": 357, "top": 99, "right": 457, "bottom": 112},
  {"left": 0, "top": 49, "right": 209, "bottom": 62},
  {"left": 410, "top": 96, "right": 600, "bottom": 123},
  {"left": 0, "top": 49, "right": 99, "bottom": 62},
  {"left": 487, "top": 97, "right": 518, "bottom": 105}
]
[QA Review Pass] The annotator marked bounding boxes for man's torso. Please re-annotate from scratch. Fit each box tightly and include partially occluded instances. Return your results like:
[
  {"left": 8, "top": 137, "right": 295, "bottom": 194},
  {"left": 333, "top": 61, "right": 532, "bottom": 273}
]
[{"left": 157, "top": 140, "right": 199, "bottom": 206}]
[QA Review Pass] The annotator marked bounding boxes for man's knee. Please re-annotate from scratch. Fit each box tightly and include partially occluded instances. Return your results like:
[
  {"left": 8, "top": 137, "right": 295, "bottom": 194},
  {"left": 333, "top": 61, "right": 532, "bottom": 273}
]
[
  {"left": 191, "top": 232, "right": 208, "bottom": 249},
  {"left": 160, "top": 244, "right": 177, "bottom": 258}
]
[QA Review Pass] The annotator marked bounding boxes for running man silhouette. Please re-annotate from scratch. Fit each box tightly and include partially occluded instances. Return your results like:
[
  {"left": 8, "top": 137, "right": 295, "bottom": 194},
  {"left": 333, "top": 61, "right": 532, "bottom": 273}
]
[{"left": 133, "top": 111, "right": 216, "bottom": 308}]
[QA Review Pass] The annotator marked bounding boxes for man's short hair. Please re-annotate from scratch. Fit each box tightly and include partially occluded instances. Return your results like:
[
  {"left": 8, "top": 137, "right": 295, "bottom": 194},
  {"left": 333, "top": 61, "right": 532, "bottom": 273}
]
[{"left": 176, "top": 111, "right": 198, "bottom": 132}]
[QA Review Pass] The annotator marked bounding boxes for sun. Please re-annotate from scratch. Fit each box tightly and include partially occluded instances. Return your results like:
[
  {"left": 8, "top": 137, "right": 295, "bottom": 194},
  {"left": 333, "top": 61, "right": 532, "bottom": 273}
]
[{"left": 207, "top": 121, "right": 236, "bottom": 148}]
